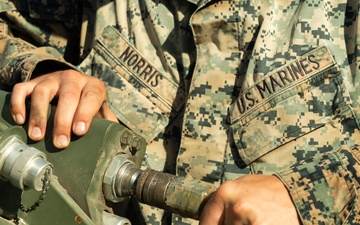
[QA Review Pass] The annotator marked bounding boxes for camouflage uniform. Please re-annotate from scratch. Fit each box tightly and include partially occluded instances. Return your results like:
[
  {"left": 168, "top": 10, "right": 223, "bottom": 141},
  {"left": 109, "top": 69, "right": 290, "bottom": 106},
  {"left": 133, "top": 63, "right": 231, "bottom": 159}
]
[{"left": 0, "top": 0, "right": 359, "bottom": 224}]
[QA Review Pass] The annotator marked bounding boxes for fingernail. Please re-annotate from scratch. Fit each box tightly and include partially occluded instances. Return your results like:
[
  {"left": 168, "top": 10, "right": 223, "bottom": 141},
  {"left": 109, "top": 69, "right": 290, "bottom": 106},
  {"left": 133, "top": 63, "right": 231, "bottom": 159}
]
[
  {"left": 13, "top": 114, "right": 24, "bottom": 124},
  {"left": 75, "top": 122, "right": 86, "bottom": 134},
  {"left": 30, "top": 127, "right": 42, "bottom": 139},
  {"left": 55, "top": 135, "right": 69, "bottom": 148}
]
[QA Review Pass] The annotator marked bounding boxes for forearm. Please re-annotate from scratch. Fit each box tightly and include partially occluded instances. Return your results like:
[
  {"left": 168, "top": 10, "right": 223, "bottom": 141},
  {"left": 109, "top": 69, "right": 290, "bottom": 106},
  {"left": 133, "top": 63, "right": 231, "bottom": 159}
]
[
  {"left": 0, "top": 7, "right": 81, "bottom": 89},
  {"left": 0, "top": 29, "right": 77, "bottom": 88}
]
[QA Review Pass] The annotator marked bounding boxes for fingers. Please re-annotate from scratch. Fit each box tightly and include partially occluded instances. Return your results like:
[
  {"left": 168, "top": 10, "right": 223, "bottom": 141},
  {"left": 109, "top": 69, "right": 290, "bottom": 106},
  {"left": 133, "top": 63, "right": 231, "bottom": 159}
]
[
  {"left": 199, "top": 194, "right": 225, "bottom": 225},
  {"left": 28, "top": 78, "right": 58, "bottom": 141},
  {"left": 199, "top": 179, "right": 256, "bottom": 225},
  {"left": 10, "top": 69, "right": 117, "bottom": 149},
  {"left": 10, "top": 83, "right": 33, "bottom": 125},
  {"left": 52, "top": 79, "right": 81, "bottom": 148},
  {"left": 199, "top": 175, "right": 301, "bottom": 225},
  {"left": 52, "top": 71, "right": 111, "bottom": 148},
  {"left": 71, "top": 78, "right": 107, "bottom": 136},
  {"left": 11, "top": 75, "right": 58, "bottom": 141}
]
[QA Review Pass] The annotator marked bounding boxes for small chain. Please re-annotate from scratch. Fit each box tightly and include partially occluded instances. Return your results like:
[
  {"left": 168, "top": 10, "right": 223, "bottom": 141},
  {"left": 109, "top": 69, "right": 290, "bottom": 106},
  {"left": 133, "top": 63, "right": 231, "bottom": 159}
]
[
  {"left": 20, "top": 167, "right": 51, "bottom": 213},
  {"left": 13, "top": 167, "right": 51, "bottom": 224},
  {"left": 13, "top": 216, "right": 19, "bottom": 225}
]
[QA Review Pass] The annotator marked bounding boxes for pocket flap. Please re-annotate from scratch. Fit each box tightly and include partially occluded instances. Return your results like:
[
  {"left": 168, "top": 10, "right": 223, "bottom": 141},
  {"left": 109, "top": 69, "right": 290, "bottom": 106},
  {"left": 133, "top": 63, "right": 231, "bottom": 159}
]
[
  {"left": 229, "top": 47, "right": 351, "bottom": 165},
  {"left": 80, "top": 26, "right": 186, "bottom": 142}
]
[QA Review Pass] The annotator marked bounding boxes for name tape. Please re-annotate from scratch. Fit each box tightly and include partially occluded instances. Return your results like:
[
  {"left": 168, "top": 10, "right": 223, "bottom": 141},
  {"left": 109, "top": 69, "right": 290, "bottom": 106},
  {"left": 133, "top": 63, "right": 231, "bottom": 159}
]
[
  {"left": 233, "top": 46, "right": 335, "bottom": 117},
  {"left": 98, "top": 26, "right": 185, "bottom": 112}
]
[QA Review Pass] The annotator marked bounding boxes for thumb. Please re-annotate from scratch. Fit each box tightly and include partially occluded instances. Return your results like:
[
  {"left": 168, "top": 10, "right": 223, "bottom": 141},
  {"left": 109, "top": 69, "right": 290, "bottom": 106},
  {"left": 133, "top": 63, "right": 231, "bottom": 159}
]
[{"left": 199, "top": 195, "right": 225, "bottom": 225}]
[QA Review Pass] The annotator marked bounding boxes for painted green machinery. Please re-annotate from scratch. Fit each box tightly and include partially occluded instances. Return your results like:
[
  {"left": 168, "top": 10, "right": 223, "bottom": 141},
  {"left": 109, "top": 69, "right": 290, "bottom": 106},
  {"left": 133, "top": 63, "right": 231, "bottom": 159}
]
[
  {"left": 0, "top": 90, "right": 216, "bottom": 225},
  {"left": 0, "top": 90, "right": 145, "bottom": 225}
]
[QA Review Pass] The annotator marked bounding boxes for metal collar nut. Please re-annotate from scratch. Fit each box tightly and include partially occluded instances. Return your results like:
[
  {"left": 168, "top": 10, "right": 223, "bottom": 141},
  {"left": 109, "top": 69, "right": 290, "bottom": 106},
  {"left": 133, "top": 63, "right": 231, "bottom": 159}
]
[{"left": 102, "top": 154, "right": 133, "bottom": 203}]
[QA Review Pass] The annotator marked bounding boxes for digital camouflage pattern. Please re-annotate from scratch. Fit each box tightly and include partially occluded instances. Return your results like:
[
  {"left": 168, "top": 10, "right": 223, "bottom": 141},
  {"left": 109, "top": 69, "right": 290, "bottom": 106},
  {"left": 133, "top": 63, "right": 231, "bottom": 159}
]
[{"left": 0, "top": 0, "right": 359, "bottom": 224}]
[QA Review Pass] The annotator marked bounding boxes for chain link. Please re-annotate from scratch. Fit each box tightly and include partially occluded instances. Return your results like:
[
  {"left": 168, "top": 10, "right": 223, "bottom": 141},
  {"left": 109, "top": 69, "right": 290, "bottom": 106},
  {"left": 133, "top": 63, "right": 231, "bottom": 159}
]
[{"left": 13, "top": 167, "right": 51, "bottom": 224}]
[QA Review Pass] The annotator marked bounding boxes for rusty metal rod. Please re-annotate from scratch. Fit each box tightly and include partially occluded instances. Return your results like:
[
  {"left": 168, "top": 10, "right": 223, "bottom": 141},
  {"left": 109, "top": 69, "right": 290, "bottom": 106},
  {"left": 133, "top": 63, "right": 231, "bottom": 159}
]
[{"left": 110, "top": 155, "right": 216, "bottom": 220}]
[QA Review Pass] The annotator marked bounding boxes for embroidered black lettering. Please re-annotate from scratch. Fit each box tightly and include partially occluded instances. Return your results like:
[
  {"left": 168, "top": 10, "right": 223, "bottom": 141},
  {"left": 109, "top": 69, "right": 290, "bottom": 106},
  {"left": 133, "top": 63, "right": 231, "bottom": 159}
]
[
  {"left": 119, "top": 46, "right": 133, "bottom": 61},
  {"left": 237, "top": 96, "right": 247, "bottom": 114},
  {"left": 256, "top": 80, "right": 271, "bottom": 99},
  {"left": 308, "top": 54, "right": 320, "bottom": 70},
  {"left": 269, "top": 75, "right": 283, "bottom": 92},
  {"left": 277, "top": 70, "right": 293, "bottom": 86},
  {"left": 151, "top": 74, "right": 162, "bottom": 87},
  {"left": 290, "top": 62, "right": 304, "bottom": 79},
  {"left": 245, "top": 92, "right": 255, "bottom": 108},
  {"left": 139, "top": 65, "right": 153, "bottom": 80},
  {"left": 127, "top": 54, "right": 139, "bottom": 67},
  {"left": 147, "top": 70, "right": 157, "bottom": 83},
  {"left": 300, "top": 58, "right": 312, "bottom": 74},
  {"left": 286, "top": 65, "right": 296, "bottom": 81},
  {"left": 133, "top": 58, "right": 146, "bottom": 73},
  {"left": 235, "top": 47, "right": 335, "bottom": 116}
]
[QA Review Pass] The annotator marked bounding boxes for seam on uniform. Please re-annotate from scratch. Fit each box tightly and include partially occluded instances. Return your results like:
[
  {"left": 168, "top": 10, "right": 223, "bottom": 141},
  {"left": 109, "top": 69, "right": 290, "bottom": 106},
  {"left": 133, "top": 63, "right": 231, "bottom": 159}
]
[{"left": 0, "top": 18, "right": 8, "bottom": 38}]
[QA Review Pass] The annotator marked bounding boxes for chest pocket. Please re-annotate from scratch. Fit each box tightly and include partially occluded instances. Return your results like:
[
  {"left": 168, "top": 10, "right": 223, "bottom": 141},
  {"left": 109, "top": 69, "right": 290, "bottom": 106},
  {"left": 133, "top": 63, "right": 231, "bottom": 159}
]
[
  {"left": 229, "top": 46, "right": 356, "bottom": 166},
  {"left": 80, "top": 26, "right": 186, "bottom": 142}
]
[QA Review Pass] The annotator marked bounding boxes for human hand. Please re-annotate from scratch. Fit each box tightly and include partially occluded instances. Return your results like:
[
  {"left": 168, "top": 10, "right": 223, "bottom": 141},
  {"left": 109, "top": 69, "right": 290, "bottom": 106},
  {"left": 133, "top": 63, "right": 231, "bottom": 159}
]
[
  {"left": 10, "top": 69, "right": 118, "bottom": 149},
  {"left": 199, "top": 174, "right": 301, "bottom": 225}
]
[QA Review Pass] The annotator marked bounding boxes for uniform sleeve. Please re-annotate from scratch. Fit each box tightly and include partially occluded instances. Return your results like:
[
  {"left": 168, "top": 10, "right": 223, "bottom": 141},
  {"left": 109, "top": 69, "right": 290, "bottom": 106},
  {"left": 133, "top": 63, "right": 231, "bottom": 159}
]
[
  {"left": 275, "top": 145, "right": 360, "bottom": 224},
  {"left": 0, "top": 17, "right": 78, "bottom": 89}
]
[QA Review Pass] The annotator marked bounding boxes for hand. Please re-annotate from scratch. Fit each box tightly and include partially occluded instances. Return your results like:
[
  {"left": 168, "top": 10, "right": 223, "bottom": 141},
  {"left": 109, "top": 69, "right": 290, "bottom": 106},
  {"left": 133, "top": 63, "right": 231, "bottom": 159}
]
[
  {"left": 10, "top": 69, "right": 118, "bottom": 149},
  {"left": 199, "top": 174, "right": 301, "bottom": 225}
]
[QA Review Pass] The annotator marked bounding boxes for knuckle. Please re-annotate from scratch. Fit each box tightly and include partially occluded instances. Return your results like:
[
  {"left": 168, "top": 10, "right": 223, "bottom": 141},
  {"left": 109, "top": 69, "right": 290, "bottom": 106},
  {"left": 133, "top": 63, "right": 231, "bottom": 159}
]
[
  {"left": 12, "top": 83, "right": 24, "bottom": 93},
  {"left": 60, "top": 90, "right": 80, "bottom": 100},
  {"left": 216, "top": 180, "right": 235, "bottom": 197},
  {"left": 85, "top": 80, "right": 107, "bottom": 99},
  {"left": 61, "top": 69, "right": 80, "bottom": 78},
  {"left": 29, "top": 113, "right": 45, "bottom": 126},
  {"left": 82, "top": 89, "right": 104, "bottom": 103},
  {"left": 32, "top": 84, "right": 51, "bottom": 96},
  {"left": 231, "top": 200, "right": 250, "bottom": 215},
  {"left": 92, "top": 77, "right": 107, "bottom": 91},
  {"left": 53, "top": 120, "right": 71, "bottom": 131},
  {"left": 59, "top": 70, "right": 86, "bottom": 85}
]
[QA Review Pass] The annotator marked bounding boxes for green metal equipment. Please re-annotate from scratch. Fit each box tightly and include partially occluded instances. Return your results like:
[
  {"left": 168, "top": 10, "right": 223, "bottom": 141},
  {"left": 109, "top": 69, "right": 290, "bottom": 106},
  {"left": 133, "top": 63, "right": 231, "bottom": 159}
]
[{"left": 0, "top": 90, "right": 215, "bottom": 225}]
